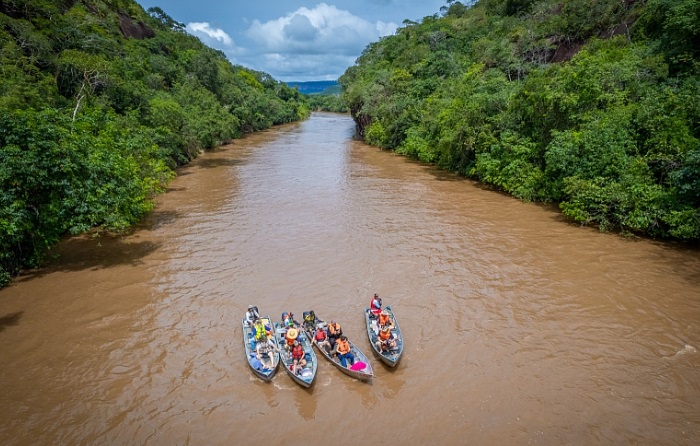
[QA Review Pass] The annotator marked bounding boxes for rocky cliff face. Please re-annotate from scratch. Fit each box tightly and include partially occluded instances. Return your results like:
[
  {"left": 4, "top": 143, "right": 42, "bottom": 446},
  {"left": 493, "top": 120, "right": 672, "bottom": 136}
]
[{"left": 117, "top": 10, "right": 155, "bottom": 40}]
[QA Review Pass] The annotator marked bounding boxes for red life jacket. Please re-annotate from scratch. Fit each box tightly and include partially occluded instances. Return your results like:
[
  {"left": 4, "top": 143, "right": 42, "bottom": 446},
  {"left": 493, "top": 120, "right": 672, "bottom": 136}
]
[
  {"left": 315, "top": 329, "right": 327, "bottom": 341},
  {"left": 370, "top": 297, "right": 382, "bottom": 315},
  {"left": 292, "top": 344, "right": 304, "bottom": 360}
]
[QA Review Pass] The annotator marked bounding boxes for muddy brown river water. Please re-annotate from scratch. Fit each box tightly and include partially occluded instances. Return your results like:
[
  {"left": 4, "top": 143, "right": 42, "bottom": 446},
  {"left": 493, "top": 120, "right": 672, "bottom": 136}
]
[{"left": 1, "top": 112, "right": 699, "bottom": 445}]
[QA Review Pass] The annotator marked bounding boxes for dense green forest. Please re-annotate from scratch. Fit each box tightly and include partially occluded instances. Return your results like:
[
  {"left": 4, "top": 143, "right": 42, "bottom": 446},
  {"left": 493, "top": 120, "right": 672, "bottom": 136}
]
[
  {"left": 0, "top": 0, "right": 310, "bottom": 286},
  {"left": 341, "top": 0, "right": 700, "bottom": 240},
  {"left": 306, "top": 85, "right": 349, "bottom": 113}
]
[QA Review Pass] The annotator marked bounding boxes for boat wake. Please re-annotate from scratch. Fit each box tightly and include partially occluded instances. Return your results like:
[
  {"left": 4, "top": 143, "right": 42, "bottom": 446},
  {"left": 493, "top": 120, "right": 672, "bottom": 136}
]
[{"left": 674, "top": 344, "right": 697, "bottom": 357}]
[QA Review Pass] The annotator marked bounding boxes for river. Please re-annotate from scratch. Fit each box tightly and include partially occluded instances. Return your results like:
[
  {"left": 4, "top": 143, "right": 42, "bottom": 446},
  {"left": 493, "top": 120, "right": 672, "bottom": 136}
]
[{"left": 1, "top": 112, "right": 699, "bottom": 445}]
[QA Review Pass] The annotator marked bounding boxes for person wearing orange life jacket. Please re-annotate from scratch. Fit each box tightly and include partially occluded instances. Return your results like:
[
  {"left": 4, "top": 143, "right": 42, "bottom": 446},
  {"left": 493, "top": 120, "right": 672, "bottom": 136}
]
[
  {"left": 290, "top": 339, "right": 307, "bottom": 375},
  {"left": 327, "top": 320, "right": 343, "bottom": 349},
  {"left": 376, "top": 325, "right": 396, "bottom": 353},
  {"left": 314, "top": 324, "right": 332, "bottom": 354},
  {"left": 378, "top": 310, "right": 392, "bottom": 330},
  {"left": 284, "top": 327, "right": 299, "bottom": 350},
  {"left": 369, "top": 293, "right": 382, "bottom": 318},
  {"left": 334, "top": 335, "right": 355, "bottom": 367}
]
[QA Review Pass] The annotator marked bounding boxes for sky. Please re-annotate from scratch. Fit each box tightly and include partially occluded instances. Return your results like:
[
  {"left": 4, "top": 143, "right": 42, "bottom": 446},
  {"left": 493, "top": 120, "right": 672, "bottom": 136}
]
[{"left": 134, "top": 1, "right": 449, "bottom": 82}]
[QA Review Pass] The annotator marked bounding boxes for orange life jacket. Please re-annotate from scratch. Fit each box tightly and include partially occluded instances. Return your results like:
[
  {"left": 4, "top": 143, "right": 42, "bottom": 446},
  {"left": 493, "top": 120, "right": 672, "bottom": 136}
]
[
  {"left": 378, "top": 313, "right": 390, "bottom": 326},
  {"left": 285, "top": 328, "right": 298, "bottom": 346},
  {"left": 380, "top": 329, "right": 392, "bottom": 341},
  {"left": 328, "top": 323, "right": 342, "bottom": 336},
  {"left": 336, "top": 338, "right": 350, "bottom": 354}
]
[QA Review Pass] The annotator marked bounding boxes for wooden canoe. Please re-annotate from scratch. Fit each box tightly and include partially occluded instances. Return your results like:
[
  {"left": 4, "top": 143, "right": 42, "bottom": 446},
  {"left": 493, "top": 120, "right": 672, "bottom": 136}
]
[
  {"left": 273, "top": 322, "right": 318, "bottom": 388},
  {"left": 242, "top": 315, "right": 279, "bottom": 381},
  {"left": 302, "top": 314, "right": 373, "bottom": 381},
  {"left": 365, "top": 305, "right": 404, "bottom": 367}
]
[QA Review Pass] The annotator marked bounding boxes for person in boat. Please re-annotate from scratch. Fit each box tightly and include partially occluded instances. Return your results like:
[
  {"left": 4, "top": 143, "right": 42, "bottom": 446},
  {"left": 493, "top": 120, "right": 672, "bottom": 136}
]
[
  {"left": 327, "top": 320, "right": 343, "bottom": 349},
  {"left": 334, "top": 335, "right": 355, "bottom": 367},
  {"left": 369, "top": 293, "right": 382, "bottom": 318},
  {"left": 372, "top": 309, "right": 393, "bottom": 336},
  {"left": 245, "top": 305, "right": 260, "bottom": 326},
  {"left": 255, "top": 334, "right": 279, "bottom": 369},
  {"left": 378, "top": 309, "right": 393, "bottom": 330},
  {"left": 282, "top": 312, "right": 298, "bottom": 328},
  {"left": 314, "top": 323, "right": 332, "bottom": 354},
  {"left": 376, "top": 325, "right": 397, "bottom": 353},
  {"left": 253, "top": 318, "right": 273, "bottom": 341},
  {"left": 302, "top": 311, "right": 316, "bottom": 331},
  {"left": 290, "top": 339, "right": 307, "bottom": 375},
  {"left": 284, "top": 327, "right": 299, "bottom": 350}
]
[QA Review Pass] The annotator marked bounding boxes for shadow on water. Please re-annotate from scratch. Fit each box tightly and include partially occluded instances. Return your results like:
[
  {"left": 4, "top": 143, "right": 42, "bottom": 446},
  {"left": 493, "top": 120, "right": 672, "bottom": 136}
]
[
  {"left": 428, "top": 168, "right": 468, "bottom": 182},
  {"left": 164, "top": 185, "right": 188, "bottom": 192},
  {"left": 139, "top": 209, "right": 182, "bottom": 231},
  {"left": 163, "top": 154, "right": 244, "bottom": 186},
  {"left": 19, "top": 236, "right": 162, "bottom": 281},
  {"left": 193, "top": 157, "right": 244, "bottom": 169},
  {"left": 0, "top": 311, "right": 22, "bottom": 333},
  {"left": 293, "top": 384, "right": 317, "bottom": 420}
]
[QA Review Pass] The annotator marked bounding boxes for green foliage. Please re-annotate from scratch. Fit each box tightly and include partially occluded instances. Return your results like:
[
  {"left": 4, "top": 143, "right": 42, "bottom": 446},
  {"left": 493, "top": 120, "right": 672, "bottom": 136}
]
[
  {"left": 306, "top": 94, "right": 348, "bottom": 113},
  {"left": 545, "top": 0, "right": 630, "bottom": 41},
  {"left": 365, "top": 120, "right": 389, "bottom": 148},
  {"left": 473, "top": 132, "right": 546, "bottom": 201},
  {"left": 640, "top": 0, "right": 700, "bottom": 73},
  {"left": 670, "top": 149, "right": 700, "bottom": 207},
  {"left": 397, "top": 127, "right": 437, "bottom": 163},
  {"left": 172, "top": 79, "right": 238, "bottom": 152},
  {"left": 560, "top": 175, "right": 659, "bottom": 234},
  {"left": 342, "top": 0, "right": 700, "bottom": 241},
  {"left": 146, "top": 6, "right": 185, "bottom": 31},
  {"left": 0, "top": 107, "right": 174, "bottom": 283},
  {"left": 0, "top": 0, "right": 309, "bottom": 285},
  {"left": 544, "top": 108, "right": 636, "bottom": 198}
]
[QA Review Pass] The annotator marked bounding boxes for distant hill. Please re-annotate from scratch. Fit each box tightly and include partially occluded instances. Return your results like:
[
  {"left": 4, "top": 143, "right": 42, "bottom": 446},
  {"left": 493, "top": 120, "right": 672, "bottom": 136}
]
[{"left": 285, "top": 80, "right": 338, "bottom": 94}]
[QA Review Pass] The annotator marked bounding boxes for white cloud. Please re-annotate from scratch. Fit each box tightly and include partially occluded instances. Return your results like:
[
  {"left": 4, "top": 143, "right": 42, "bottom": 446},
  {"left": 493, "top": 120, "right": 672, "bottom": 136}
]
[
  {"left": 284, "top": 14, "right": 319, "bottom": 42},
  {"left": 239, "top": 3, "right": 398, "bottom": 80},
  {"left": 260, "top": 52, "right": 356, "bottom": 80},
  {"left": 187, "top": 22, "right": 234, "bottom": 47},
  {"left": 246, "top": 3, "right": 397, "bottom": 56},
  {"left": 375, "top": 20, "right": 397, "bottom": 36},
  {"left": 135, "top": 0, "right": 447, "bottom": 81},
  {"left": 177, "top": 3, "right": 405, "bottom": 81}
]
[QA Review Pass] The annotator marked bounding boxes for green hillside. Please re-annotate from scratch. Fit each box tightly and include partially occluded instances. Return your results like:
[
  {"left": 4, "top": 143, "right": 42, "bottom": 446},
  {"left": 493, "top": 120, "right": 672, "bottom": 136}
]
[
  {"left": 0, "top": 0, "right": 310, "bottom": 286},
  {"left": 341, "top": 0, "right": 700, "bottom": 240}
]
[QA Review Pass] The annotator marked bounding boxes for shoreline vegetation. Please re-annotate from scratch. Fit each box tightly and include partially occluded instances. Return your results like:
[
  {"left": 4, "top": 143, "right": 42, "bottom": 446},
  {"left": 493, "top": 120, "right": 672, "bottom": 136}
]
[
  {"left": 2, "top": 0, "right": 699, "bottom": 287},
  {"left": 0, "top": 0, "right": 310, "bottom": 286},
  {"left": 340, "top": 0, "right": 700, "bottom": 242}
]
